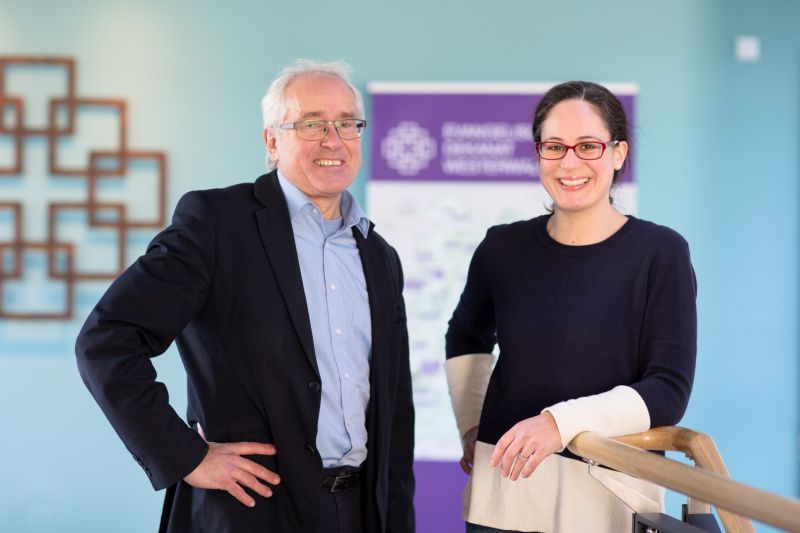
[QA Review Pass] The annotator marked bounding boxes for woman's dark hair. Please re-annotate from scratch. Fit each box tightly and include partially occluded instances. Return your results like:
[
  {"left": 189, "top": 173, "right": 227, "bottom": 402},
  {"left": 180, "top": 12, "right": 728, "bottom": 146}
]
[{"left": 532, "top": 81, "right": 630, "bottom": 185}]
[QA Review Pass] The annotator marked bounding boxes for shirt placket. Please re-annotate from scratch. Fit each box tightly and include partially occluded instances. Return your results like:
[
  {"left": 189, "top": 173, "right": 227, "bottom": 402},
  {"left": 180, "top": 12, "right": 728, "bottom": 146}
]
[{"left": 324, "top": 232, "right": 357, "bottom": 446}]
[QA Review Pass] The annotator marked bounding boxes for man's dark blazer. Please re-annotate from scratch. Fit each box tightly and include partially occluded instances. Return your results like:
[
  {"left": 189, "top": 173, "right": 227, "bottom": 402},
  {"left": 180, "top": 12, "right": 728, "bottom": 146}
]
[{"left": 76, "top": 171, "right": 415, "bottom": 533}]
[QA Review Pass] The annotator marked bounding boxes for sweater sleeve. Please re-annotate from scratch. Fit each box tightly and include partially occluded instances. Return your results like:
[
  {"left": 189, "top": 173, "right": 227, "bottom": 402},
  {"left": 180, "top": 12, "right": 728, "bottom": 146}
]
[
  {"left": 445, "top": 236, "right": 497, "bottom": 358},
  {"left": 543, "top": 385, "right": 650, "bottom": 450},
  {"left": 628, "top": 235, "right": 697, "bottom": 427},
  {"left": 444, "top": 353, "right": 496, "bottom": 438}
]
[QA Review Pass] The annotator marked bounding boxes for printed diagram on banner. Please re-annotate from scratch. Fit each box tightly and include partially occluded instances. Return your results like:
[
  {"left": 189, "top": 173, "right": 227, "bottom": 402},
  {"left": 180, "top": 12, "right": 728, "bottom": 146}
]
[{"left": 367, "top": 83, "right": 638, "bottom": 460}]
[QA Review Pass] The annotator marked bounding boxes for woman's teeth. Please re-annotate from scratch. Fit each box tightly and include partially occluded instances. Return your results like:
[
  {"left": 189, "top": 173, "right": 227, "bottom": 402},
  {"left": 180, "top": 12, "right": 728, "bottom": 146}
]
[{"left": 559, "top": 177, "right": 589, "bottom": 186}]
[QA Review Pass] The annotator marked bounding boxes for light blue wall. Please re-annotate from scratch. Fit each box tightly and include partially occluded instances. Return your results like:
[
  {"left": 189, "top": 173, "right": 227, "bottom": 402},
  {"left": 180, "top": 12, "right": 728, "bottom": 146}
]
[{"left": 0, "top": 0, "right": 797, "bottom": 531}]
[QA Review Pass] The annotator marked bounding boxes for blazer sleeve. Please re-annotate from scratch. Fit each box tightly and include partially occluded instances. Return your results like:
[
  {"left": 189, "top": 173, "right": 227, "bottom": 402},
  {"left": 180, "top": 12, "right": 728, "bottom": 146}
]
[
  {"left": 385, "top": 247, "right": 416, "bottom": 533},
  {"left": 75, "top": 191, "right": 214, "bottom": 490}
]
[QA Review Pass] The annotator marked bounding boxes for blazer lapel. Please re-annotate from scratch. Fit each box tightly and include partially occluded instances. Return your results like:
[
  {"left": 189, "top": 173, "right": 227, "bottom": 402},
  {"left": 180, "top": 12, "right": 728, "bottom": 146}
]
[
  {"left": 254, "top": 172, "right": 319, "bottom": 377},
  {"left": 353, "top": 226, "right": 392, "bottom": 427}
]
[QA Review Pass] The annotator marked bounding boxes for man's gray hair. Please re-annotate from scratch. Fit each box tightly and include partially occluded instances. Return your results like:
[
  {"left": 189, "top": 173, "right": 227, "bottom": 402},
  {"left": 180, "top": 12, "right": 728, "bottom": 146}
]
[{"left": 261, "top": 59, "right": 365, "bottom": 171}]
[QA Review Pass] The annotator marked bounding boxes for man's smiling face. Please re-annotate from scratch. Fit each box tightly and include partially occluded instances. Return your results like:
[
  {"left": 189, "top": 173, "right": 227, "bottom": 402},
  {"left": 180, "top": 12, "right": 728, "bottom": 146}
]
[{"left": 267, "top": 74, "right": 363, "bottom": 209}]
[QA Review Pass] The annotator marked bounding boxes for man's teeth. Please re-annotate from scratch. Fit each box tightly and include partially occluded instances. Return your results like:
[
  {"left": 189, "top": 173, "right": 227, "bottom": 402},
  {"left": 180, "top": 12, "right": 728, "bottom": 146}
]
[
  {"left": 315, "top": 159, "right": 342, "bottom": 166},
  {"left": 559, "top": 177, "right": 589, "bottom": 186}
]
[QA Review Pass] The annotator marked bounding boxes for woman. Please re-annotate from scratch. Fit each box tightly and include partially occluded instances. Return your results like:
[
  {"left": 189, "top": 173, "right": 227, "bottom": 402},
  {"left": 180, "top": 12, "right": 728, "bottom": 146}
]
[{"left": 444, "top": 81, "right": 697, "bottom": 532}]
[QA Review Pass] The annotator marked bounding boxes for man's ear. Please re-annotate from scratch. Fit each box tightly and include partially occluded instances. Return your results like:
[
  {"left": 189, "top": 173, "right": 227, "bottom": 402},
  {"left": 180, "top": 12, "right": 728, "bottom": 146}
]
[{"left": 265, "top": 128, "right": 279, "bottom": 163}]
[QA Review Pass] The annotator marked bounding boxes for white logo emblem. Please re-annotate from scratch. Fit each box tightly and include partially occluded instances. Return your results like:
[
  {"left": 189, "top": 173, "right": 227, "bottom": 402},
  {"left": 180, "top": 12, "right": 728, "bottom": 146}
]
[{"left": 380, "top": 121, "right": 437, "bottom": 176}]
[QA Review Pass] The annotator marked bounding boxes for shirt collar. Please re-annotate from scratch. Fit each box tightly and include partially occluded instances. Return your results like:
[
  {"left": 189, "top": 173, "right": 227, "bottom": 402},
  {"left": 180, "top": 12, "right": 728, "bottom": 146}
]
[{"left": 277, "top": 170, "right": 370, "bottom": 237}]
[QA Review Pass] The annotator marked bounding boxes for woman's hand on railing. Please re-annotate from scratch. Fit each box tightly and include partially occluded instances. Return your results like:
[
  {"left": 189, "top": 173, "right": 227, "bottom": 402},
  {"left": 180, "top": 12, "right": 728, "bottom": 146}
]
[{"left": 489, "top": 412, "right": 562, "bottom": 481}]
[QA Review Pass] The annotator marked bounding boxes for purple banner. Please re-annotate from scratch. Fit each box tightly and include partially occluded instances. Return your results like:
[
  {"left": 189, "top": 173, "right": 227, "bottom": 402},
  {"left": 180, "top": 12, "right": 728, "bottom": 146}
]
[
  {"left": 370, "top": 89, "right": 635, "bottom": 184},
  {"left": 414, "top": 461, "right": 466, "bottom": 532}
]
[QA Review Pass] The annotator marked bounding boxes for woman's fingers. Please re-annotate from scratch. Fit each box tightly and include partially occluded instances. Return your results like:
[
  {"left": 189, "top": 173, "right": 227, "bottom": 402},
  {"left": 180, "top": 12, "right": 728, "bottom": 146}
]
[
  {"left": 508, "top": 450, "right": 533, "bottom": 481},
  {"left": 459, "top": 456, "right": 472, "bottom": 475},
  {"left": 490, "top": 413, "right": 563, "bottom": 480},
  {"left": 489, "top": 431, "right": 514, "bottom": 467},
  {"left": 521, "top": 448, "right": 548, "bottom": 479}
]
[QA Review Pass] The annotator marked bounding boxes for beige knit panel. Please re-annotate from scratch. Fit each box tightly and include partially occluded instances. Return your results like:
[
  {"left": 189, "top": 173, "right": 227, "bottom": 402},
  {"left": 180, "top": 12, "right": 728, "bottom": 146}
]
[{"left": 462, "top": 441, "right": 664, "bottom": 533}]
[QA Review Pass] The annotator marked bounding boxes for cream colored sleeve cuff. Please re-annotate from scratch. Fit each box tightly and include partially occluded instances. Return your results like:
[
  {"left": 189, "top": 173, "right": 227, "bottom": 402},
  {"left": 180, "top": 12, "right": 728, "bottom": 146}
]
[
  {"left": 444, "top": 353, "right": 496, "bottom": 438},
  {"left": 543, "top": 385, "right": 650, "bottom": 451}
]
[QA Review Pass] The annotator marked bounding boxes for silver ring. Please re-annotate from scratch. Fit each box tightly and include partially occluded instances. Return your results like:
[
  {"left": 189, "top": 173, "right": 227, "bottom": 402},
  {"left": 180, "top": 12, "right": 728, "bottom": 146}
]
[{"left": 518, "top": 453, "right": 530, "bottom": 459}]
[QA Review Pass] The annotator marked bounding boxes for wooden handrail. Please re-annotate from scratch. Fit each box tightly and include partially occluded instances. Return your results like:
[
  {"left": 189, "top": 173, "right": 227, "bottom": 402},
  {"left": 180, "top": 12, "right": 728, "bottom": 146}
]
[
  {"left": 615, "top": 427, "right": 753, "bottom": 532},
  {"left": 567, "top": 428, "right": 800, "bottom": 532}
]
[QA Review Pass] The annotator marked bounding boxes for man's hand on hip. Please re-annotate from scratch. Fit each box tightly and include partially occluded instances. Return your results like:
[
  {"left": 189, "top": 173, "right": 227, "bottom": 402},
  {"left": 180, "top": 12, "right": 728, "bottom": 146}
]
[{"left": 183, "top": 425, "right": 281, "bottom": 507}]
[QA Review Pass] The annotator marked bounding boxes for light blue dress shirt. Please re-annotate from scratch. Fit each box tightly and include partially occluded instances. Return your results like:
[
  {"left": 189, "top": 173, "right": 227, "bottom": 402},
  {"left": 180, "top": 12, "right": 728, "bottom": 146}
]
[{"left": 277, "top": 171, "right": 372, "bottom": 468}]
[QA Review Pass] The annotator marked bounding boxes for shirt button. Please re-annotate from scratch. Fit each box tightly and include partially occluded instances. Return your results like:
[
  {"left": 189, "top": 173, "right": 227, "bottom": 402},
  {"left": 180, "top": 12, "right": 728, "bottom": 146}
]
[
  {"left": 335, "top": 328, "right": 342, "bottom": 336},
  {"left": 344, "top": 372, "right": 350, "bottom": 379},
  {"left": 330, "top": 283, "right": 337, "bottom": 291}
]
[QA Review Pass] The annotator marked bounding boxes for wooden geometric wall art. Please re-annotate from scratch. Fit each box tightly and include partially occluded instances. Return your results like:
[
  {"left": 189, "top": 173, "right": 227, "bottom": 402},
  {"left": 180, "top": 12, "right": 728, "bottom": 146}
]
[{"left": 0, "top": 55, "right": 168, "bottom": 320}]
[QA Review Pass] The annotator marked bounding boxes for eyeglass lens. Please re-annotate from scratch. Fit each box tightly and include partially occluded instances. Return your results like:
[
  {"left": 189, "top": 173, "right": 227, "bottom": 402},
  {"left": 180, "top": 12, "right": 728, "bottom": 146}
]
[
  {"left": 538, "top": 142, "right": 607, "bottom": 160},
  {"left": 296, "top": 120, "right": 365, "bottom": 140}
]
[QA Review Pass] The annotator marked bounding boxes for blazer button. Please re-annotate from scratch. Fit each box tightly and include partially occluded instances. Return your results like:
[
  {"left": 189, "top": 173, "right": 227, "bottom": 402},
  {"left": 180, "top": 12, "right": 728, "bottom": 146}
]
[
  {"left": 305, "top": 444, "right": 317, "bottom": 455},
  {"left": 308, "top": 381, "right": 321, "bottom": 393}
]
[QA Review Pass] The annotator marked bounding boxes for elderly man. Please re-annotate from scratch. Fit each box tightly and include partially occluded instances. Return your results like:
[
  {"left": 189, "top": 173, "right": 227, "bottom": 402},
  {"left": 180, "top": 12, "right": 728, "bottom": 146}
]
[{"left": 76, "top": 59, "right": 415, "bottom": 533}]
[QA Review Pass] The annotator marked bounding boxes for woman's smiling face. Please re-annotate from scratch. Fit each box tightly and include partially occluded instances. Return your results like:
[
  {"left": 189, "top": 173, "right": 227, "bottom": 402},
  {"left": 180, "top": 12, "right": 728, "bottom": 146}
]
[{"left": 538, "top": 99, "right": 628, "bottom": 215}]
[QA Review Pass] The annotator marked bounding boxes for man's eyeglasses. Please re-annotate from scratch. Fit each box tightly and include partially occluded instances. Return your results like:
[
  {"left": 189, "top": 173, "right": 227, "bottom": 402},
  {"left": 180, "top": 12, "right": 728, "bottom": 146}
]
[
  {"left": 535, "top": 140, "right": 619, "bottom": 160},
  {"left": 279, "top": 119, "right": 367, "bottom": 141}
]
